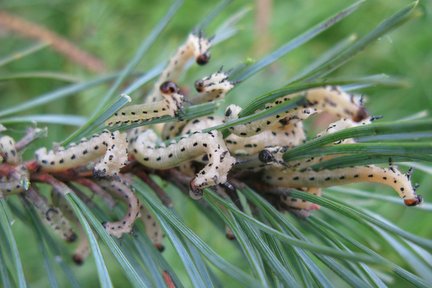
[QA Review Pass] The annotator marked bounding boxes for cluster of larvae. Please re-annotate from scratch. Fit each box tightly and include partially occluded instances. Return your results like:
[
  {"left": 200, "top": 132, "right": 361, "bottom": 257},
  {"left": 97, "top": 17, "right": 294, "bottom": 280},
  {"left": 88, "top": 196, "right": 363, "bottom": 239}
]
[{"left": 0, "top": 31, "right": 423, "bottom": 262}]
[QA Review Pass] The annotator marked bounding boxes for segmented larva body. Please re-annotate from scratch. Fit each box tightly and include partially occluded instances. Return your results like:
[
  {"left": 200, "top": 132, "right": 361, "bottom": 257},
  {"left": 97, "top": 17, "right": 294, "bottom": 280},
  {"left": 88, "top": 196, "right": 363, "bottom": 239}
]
[
  {"left": 148, "top": 33, "right": 211, "bottom": 103},
  {"left": 97, "top": 179, "right": 141, "bottom": 238},
  {"left": 107, "top": 82, "right": 185, "bottom": 126},
  {"left": 279, "top": 187, "right": 322, "bottom": 211},
  {"left": 25, "top": 187, "right": 77, "bottom": 242},
  {"left": 130, "top": 129, "right": 236, "bottom": 197},
  {"left": 225, "top": 86, "right": 367, "bottom": 137},
  {"left": 315, "top": 117, "right": 373, "bottom": 144},
  {"left": 263, "top": 165, "right": 422, "bottom": 206},
  {"left": 180, "top": 115, "right": 305, "bottom": 157},
  {"left": 0, "top": 135, "right": 19, "bottom": 164},
  {"left": 191, "top": 71, "right": 235, "bottom": 104},
  {"left": 35, "top": 130, "right": 128, "bottom": 177},
  {"left": 75, "top": 178, "right": 116, "bottom": 209},
  {"left": 181, "top": 115, "right": 222, "bottom": 134},
  {"left": 160, "top": 71, "right": 233, "bottom": 140},
  {"left": 227, "top": 122, "right": 305, "bottom": 156},
  {"left": 141, "top": 207, "right": 164, "bottom": 251},
  {"left": 72, "top": 232, "right": 90, "bottom": 265},
  {"left": 51, "top": 191, "right": 90, "bottom": 264},
  {"left": 161, "top": 120, "right": 187, "bottom": 140},
  {"left": 0, "top": 165, "right": 29, "bottom": 197},
  {"left": 281, "top": 118, "right": 375, "bottom": 170}
]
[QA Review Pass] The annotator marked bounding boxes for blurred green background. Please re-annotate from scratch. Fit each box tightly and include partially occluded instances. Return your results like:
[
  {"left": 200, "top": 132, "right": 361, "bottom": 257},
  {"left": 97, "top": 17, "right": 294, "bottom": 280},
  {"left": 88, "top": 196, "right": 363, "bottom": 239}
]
[{"left": 0, "top": 0, "right": 431, "bottom": 287}]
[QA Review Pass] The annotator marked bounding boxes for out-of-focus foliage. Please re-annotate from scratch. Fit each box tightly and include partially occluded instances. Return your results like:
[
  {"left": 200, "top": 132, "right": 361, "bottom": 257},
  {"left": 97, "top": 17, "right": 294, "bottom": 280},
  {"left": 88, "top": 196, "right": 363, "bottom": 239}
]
[{"left": 0, "top": 1, "right": 431, "bottom": 287}]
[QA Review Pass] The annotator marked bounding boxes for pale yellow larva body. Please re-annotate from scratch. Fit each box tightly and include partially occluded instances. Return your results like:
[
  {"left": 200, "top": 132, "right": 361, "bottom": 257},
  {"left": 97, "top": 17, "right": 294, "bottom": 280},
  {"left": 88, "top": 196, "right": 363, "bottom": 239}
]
[
  {"left": 98, "top": 179, "right": 141, "bottom": 238},
  {"left": 141, "top": 207, "right": 164, "bottom": 251},
  {"left": 161, "top": 71, "right": 234, "bottom": 140},
  {"left": 25, "top": 187, "right": 77, "bottom": 242},
  {"left": 0, "top": 165, "right": 29, "bottom": 197},
  {"left": 130, "top": 129, "right": 236, "bottom": 197},
  {"left": 147, "top": 33, "right": 211, "bottom": 103},
  {"left": 225, "top": 86, "right": 367, "bottom": 137},
  {"left": 106, "top": 85, "right": 184, "bottom": 126},
  {"left": 191, "top": 71, "right": 234, "bottom": 104},
  {"left": 263, "top": 165, "right": 421, "bottom": 205},
  {"left": 279, "top": 187, "right": 322, "bottom": 211},
  {"left": 35, "top": 130, "right": 128, "bottom": 177},
  {"left": 0, "top": 135, "right": 19, "bottom": 164}
]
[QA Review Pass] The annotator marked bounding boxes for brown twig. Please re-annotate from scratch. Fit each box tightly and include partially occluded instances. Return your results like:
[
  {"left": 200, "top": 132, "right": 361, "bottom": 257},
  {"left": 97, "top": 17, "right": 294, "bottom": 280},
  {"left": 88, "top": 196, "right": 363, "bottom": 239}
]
[
  {"left": 15, "top": 127, "right": 47, "bottom": 152},
  {"left": 136, "top": 170, "right": 173, "bottom": 207},
  {"left": 0, "top": 10, "right": 106, "bottom": 73},
  {"left": 254, "top": 0, "right": 273, "bottom": 56},
  {"left": 75, "top": 178, "right": 116, "bottom": 208}
]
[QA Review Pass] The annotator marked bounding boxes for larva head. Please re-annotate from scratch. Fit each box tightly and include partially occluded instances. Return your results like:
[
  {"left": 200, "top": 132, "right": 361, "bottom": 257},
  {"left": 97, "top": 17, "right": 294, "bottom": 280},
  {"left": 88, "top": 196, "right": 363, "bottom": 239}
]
[
  {"left": 189, "top": 33, "right": 211, "bottom": 65},
  {"left": 160, "top": 81, "right": 179, "bottom": 94},
  {"left": 259, "top": 149, "right": 275, "bottom": 163},
  {"left": 258, "top": 146, "right": 286, "bottom": 165},
  {"left": 194, "top": 72, "right": 234, "bottom": 93},
  {"left": 72, "top": 254, "right": 85, "bottom": 265},
  {"left": 194, "top": 79, "right": 205, "bottom": 92},
  {"left": 353, "top": 106, "right": 369, "bottom": 122},
  {"left": 155, "top": 243, "right": 165, "bottom": 252},
  {"left": 66, "top": 232, "right": 78, "bottom": 243},
  {"left": 311, "top": 86, "right": 370, "bottom": 123},
  {"left": 189, "top": 180, "right": 203, "bottom": 200},
  {"left": 404, "top": 195, "right": 423, "bottom": 207},
  {"left": 196, "top": 52, "right": 211, "bottom": 66}
]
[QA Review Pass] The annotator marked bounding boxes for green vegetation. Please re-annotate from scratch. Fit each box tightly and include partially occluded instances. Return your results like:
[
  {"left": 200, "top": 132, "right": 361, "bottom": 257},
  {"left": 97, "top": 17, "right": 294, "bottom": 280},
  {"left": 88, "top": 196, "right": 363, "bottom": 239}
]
[{"left": 0, "top": 0, "right": 431, "bottom": 287}]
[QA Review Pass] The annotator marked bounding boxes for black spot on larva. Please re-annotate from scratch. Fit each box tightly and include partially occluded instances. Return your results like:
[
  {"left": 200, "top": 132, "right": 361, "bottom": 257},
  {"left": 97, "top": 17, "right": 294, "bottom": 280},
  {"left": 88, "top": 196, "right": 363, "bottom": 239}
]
[{"left": 225, "top": 108, "right": 232, "bottom": 117}]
